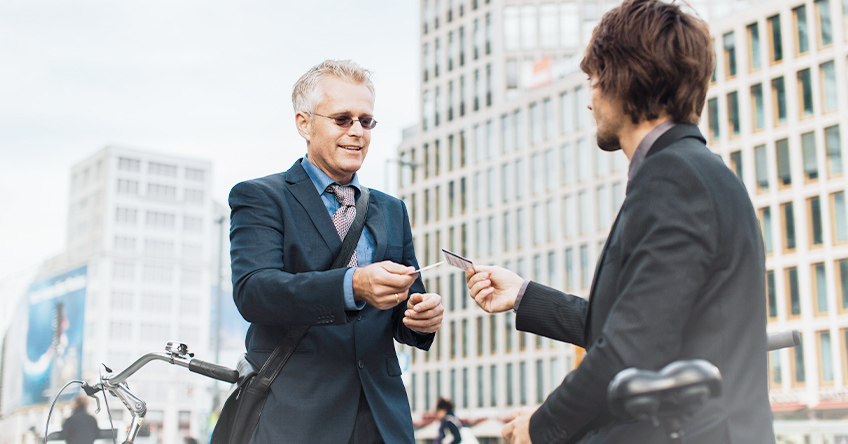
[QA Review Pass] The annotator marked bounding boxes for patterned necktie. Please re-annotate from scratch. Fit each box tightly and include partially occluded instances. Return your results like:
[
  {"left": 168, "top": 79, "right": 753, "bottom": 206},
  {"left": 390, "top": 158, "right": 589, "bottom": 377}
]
[{"left": 327, "top": 184, "right": 357, "bottom": 267}]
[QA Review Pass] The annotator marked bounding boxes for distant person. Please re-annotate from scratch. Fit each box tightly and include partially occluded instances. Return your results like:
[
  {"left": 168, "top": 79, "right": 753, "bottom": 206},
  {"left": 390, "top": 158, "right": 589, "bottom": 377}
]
[
  {"left": 229, "top": 59, "right": 445, "bottom": 443},
  {"left": 434, "top": 398, "right": 461, "bottom": 444},
  {"left": 61, "top": 394, "right": 99, "bottom": 444},
  {"left": 465, "top": 1, "right": 774, "bottom": 443}
]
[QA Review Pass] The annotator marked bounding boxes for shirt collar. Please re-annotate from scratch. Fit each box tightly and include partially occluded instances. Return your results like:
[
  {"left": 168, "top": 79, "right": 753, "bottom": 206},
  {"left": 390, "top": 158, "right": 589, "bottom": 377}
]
[
  {"left": 628, "top": 120, "right": 677, "bottom": 181},
  {"left": 301, "top": 155, "right": 362, "bottom": 196}
]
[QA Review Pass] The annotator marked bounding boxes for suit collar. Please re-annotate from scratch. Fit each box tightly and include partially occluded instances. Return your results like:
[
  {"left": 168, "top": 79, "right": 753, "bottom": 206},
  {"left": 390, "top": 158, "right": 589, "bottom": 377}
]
[
  {"left": 645, "top": 123, "right": 706, "bottom": 158},
  {"left": 286, "top": 159, "right": 344, "bottom": 252}
]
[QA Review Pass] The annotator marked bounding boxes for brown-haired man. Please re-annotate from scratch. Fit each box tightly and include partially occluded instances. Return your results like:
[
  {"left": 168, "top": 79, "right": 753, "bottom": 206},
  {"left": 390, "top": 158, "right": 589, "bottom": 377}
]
[{"left": 466, "top": 1, "right": 774, "bottom": 443}]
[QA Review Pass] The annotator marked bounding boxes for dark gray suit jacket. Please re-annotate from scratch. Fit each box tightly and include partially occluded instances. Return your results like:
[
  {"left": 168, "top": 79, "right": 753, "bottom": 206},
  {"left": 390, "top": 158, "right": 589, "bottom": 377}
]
[
  {"left": 229, "top": 159, "right": 434, "bottom": 443},
  {"left": 518, "top": 125, "right": 775, "bottom": 443}
]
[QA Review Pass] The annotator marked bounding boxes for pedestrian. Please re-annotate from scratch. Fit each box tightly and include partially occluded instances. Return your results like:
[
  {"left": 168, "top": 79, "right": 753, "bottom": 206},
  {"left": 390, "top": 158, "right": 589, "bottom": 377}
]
[{"left": 61, "top": 394, "right": 99, "bottom": 444}]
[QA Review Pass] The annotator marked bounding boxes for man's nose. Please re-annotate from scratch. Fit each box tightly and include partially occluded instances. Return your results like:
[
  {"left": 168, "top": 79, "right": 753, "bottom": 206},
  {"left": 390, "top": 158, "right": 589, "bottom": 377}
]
[{"left": 347, "top": 120, "right": 365, "bottom": 136}]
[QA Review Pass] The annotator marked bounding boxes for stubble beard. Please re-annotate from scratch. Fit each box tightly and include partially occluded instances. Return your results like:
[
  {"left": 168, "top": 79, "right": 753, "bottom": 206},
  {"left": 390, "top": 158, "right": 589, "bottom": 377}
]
[{"left": 596, "top": 124, "right": 622, "bottom": 152}]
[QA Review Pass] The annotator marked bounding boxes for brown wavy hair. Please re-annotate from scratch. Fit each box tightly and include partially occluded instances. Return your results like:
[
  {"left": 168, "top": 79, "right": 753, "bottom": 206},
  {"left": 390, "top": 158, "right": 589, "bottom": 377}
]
[{"left": 579, "top": 0, "right": 715, "bottom": 125}]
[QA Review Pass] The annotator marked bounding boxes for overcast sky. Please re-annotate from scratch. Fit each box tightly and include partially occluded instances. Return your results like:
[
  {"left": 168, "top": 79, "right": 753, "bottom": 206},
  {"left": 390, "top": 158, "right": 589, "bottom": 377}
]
[{"left": 0, "top": 0, "right": 421, "bottom": 298}]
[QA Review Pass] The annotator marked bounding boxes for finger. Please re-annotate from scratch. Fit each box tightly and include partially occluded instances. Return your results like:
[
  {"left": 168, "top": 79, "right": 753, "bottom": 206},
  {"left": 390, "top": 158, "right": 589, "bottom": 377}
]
[
  {"left": 469, "top": 278, "right": 492, "bottom": 298},
  {"left": 502, "top": 421, "right": 515, "bottom": 441},
  {"left": 410, "top": 293, "right": 440, "bottom": 311},
  {"left": 466, "top": 271, "right": 491, "bottom": 290},
  {"left": 402, "top": 314, "right": 443, "bottom": 331},
  {"left": 404, "top": 304, "right": 444, "bottom": 320},
  {"left": 380, "top": 260, "right": 417, "bottom": 275}
]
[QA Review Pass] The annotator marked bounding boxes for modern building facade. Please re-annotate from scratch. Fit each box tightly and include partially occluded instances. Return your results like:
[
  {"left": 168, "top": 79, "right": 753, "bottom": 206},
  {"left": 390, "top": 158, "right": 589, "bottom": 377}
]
[
  {"left": 0, "top": 146, "right": 223, "bottom": 444},
  {"left": 399, "top": 0, "right": 848, "bottom": 442}
]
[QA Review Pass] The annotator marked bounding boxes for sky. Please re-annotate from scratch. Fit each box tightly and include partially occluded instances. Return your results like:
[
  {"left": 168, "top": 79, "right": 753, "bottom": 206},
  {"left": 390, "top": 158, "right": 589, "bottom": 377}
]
[{"left": 0, "top": 0, "right": 421, "bottom": 301}]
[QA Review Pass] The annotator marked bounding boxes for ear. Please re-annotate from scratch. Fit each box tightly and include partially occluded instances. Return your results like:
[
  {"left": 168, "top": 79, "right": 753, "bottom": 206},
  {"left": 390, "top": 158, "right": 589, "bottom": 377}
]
[{"left": 295, "top": 112, "right": 312, "bottom": 142}]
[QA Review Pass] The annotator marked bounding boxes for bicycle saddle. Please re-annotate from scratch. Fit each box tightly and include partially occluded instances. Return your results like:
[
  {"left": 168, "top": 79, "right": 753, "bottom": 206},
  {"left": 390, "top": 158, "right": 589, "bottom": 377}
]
[{"left": 607, "top": 359, "right": 722, "bottom": 422}]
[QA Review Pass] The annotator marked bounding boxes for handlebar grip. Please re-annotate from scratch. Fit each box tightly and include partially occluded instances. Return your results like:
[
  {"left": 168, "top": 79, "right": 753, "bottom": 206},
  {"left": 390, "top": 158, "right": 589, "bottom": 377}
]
[
  {"left": 189, "top": 359, "right": 239, "bottom": 383},
  {"left": 767, "top": 330, "right": 801, "bottom": 351}
]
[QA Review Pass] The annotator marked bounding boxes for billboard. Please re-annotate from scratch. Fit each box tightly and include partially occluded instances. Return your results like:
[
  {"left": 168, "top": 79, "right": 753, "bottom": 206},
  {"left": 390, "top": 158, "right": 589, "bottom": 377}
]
[{"left": 3, "top": 266, "right": 88, "bottom": 409}]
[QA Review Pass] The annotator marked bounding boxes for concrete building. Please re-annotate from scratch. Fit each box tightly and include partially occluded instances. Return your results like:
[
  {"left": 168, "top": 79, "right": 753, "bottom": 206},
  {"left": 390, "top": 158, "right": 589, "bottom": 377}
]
[
  {"left": 399, "top": 0, "right": 848, "bottom": 442},
  {"left": 0, "top": 146, "right": 225, "bottom": 444}
]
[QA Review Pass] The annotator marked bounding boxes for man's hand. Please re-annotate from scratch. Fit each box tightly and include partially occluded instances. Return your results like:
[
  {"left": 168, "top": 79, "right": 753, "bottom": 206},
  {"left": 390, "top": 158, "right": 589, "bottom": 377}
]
[
  {"left": 352, "top": 261, "right": 417, "bottom": 310},
  {"left": 503, "top": 406, "right": 536, "bottom": 444},
  {"left": 402, "top": 293, "right": 444, "bottom": 333},
  {"left": 465, "top": 265, "right": 525, "bottom": 313}
]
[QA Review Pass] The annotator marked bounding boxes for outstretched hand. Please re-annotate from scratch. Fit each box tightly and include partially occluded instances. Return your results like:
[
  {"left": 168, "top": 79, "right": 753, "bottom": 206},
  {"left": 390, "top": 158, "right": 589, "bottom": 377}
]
[
  {"left": 465, "top": 265, "right": 525, "bottom": 313},
  {"left": 352, "top": 261, "right": 417, "bottom": 310}
]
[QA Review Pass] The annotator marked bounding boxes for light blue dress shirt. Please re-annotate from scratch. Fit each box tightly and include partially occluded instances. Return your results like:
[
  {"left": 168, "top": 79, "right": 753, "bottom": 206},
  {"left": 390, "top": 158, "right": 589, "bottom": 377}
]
[{"left": 301, "top": 156, "right": 374, "bottom": 311}]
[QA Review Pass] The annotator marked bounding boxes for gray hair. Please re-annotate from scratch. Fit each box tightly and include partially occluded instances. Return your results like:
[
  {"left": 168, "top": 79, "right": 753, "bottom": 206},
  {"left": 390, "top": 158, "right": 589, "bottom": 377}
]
[{"left": 292, "top": 60, "right": 375, "bottom": 114}]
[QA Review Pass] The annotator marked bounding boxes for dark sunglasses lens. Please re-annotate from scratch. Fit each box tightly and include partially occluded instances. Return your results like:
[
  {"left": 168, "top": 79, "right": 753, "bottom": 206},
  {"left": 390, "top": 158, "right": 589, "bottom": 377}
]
[{"left": 333, "top": 116, "right": 354, "bottom": 127}]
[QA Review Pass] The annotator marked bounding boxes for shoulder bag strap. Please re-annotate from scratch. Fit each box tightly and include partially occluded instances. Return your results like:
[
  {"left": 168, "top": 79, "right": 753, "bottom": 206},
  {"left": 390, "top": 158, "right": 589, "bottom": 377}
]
[{"left": 252, "top": 186, "right": 371, "bottom": 389}]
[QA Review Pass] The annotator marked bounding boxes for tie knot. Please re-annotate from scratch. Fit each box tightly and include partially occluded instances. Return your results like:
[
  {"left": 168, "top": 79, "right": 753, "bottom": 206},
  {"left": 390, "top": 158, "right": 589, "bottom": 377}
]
[{"left": 328, "top": 184, "right": 355, "bottom": 207}]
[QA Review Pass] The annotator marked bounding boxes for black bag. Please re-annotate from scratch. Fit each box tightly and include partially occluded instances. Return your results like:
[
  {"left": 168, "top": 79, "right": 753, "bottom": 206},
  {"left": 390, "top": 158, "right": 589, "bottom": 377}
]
[{"left": 211, "top": 187, "right": 370, "bottom": 444}]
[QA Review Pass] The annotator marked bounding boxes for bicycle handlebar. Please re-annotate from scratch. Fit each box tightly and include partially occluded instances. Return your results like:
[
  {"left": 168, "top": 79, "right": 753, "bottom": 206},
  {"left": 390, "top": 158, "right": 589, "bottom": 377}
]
[
  {"left": 189, "top": 359, "right": 239, "bottom": 383},
  {"left": 73, "top": 342, "right": 238, "bottom": 444}
]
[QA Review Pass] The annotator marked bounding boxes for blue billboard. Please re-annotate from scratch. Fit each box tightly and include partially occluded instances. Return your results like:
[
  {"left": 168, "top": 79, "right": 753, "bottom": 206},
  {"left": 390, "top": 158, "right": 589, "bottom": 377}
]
[{"left": 21, "top": 266, "right": 87, "bottom": 406}]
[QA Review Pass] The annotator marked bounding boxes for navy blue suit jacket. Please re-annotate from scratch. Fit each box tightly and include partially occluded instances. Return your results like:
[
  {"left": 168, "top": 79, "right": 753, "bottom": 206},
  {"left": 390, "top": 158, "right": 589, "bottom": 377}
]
[
  {"left": 229, "top": 159, "right": 434, "bottom": 443},
  {"left": 518, "top": 125, "right": 775, "bottom": 444}
]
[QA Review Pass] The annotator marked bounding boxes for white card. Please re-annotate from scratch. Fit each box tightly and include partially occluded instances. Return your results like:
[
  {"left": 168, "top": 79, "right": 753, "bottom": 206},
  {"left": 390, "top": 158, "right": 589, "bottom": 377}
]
[{"left": 442, "top": 248, "right": 474, "bottom": 271}]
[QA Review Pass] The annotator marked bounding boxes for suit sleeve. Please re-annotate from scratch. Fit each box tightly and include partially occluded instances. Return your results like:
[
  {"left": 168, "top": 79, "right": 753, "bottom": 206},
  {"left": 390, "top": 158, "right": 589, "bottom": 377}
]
[
  {"left": 390, "top": 200, "right": 435, "bottom": 350},
  {"left": 229, "top": 179, "right": 350, "bottom": 326},
  {"left": 522, "top": 153, "right": 719, "bottom": 443},
  {"left": 514, "top": 284, "right": 589, "bottom": 347}
]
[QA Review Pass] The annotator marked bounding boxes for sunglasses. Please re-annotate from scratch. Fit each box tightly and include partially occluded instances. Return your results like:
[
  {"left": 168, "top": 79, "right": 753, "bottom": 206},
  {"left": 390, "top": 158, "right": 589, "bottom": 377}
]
[{"left": 312, "top": 113, "right": 378, "bottom": 129}]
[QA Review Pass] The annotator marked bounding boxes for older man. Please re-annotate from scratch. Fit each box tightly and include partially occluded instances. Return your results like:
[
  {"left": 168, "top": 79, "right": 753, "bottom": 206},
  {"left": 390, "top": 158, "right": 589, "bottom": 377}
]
[{"left": 229, "top": 60, "right": 444, "bottom": 444}]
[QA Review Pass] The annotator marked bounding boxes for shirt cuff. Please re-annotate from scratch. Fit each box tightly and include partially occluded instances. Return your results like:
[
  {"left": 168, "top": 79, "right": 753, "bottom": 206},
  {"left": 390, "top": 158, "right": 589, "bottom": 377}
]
[
  {"left": 513, "top": 279, "right": 532, "bottom": 312},
  {"left": 344, "top": 268, "right": 367, "bottom": 311}
]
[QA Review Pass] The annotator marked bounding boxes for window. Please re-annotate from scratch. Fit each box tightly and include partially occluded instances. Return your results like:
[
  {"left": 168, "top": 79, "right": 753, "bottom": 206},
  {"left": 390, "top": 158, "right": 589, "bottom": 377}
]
[
  {"left": 115, "top": 207, "right": 138, "bottom": 225},
  {"left": 776, "top": 139, "right": 792, "bottom": 187},
  {"left": 759, "top": 206, "right": 774, "bottom": 254},
  {"left": 794, "top": 5, "right": 810, "bottom": 54},
  {"left": 837, "top": 259, "right": 848, "bottom": 312},
  {"left": 785, "top": 267, "right": 801, "bottom": 318},
  {"left": 768, "top": 14, "right": 783, "bottom": 63},
  {"left": 708, "top": 97, "right": 720, "bottom": 141},
  {"left": 781, "top": 201, "right": 796, "bottom": 251},
  {"left": 797, "top": 68, "right": 814, "bottom": 117},
  {"left": 791, "top": 333, "right": 806, "bottom": 387},
  {"left": 560, "top": 3, "right": 580, "bottom": 48},
  {"left": 772, "top": 77, "right": 787, "bottom": 125},
  {"left": 747, "top": 22, "right": 762, "bottom": 71},
  {"left": 185, "top": 167, "right": 205, "bottom": 181},
  {"left": 769, "top": 350, "right": 783, "bottom": 387},
  {"left": 831, "top": 191, "right": 848, "bottom": 243},
  {"left": 726, "top": 92, "right": 740, "bottom": 136},
  {"left": 564, "top": 247, "right": 574, "bottom": 291},
  {"left": 185, "top": 189, "right": 204, "bottom": 204},
  {"left": 751, "top": 83, "right": 765, "bottom": 131},
  {"left": 723, "top": 32, "right": 737, "bottom": 78},
  {"left": 819, "top": 330, "right": 835, "bottom": 384},
  {"left": 754, "top": 144, "right": 769, "bottom": 192},
  {"left": 520, "top": 4, "right": 537, "bottom": 50},
  {"left": 816, "top": 0, "right": 834, "bottom": 47},
  {"left": 825, "top": 125, "right": 843, "bottom": 176},
  {"left": 117, "top": 179, "right": 139, "bottom": 195},
  {"left": 802, "top": 132, "right": 819, "bottom": 182},
  {"left": 540, "top": 3, "right": 557, "bottom": 49},
  {"left": 148, "top": 184, "right": 176, "bottom": 201},
  {"left": 504, "top": 6, "right": 519, "bottom": 51},
  {"left": 730, "top": 151, "right": 743, "bottom": 182},
  {"left": 149, "top": 162, "right": 177, "bottom": 177},
  {"left": 580, "top": 244, "right": 590, "bottom": 288},
  {"left": 118, "top": 157, "right": 141, "bottom": 172},
  {"left": 766, "top": 270, "right": 777, "bottom": 319},
  {"left": 812, "top": 263, "right": 829, "bottom": 315},
  {"left": 820, "top": 61, "right": 838, "bottom": 112}
]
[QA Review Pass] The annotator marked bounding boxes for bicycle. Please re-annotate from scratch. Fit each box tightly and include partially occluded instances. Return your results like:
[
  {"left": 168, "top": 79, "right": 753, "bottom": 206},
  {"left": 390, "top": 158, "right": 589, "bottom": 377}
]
[
  {"left": 43, "top": 341, "right": 239, "bottom": 444},
  {"left": 607, "top": 330, "right": 801, "bottom": 444}
]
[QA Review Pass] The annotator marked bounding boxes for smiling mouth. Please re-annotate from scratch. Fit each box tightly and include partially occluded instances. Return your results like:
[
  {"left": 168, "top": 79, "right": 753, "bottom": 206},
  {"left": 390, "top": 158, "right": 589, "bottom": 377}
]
[{"left": 339, "top": 145, "right": 363, "bottom": 151}]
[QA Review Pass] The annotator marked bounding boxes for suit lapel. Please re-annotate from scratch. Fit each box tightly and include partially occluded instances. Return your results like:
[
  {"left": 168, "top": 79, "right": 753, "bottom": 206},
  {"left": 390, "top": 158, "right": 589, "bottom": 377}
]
[
  {"left": 365, "top": 195, "right": 387, "bottom": 261},
  {"left": 285, "top": 160, "right": 342, "bottom": 253}
]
